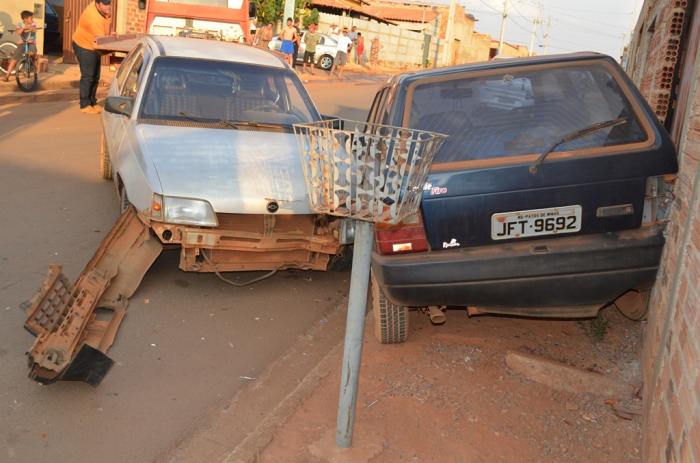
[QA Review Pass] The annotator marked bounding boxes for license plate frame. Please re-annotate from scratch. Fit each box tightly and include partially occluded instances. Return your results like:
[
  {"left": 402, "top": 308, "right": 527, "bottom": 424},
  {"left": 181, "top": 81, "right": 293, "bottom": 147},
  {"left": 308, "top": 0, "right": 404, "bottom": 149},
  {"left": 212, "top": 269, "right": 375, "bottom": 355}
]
[{"left": 491, "top": 205, "right": 582, "bottom": 241}]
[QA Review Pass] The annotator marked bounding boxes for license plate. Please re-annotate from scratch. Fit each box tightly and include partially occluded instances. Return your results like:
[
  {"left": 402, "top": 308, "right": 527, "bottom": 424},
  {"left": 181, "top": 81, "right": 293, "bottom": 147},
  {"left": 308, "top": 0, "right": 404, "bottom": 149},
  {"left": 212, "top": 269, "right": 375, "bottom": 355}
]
[{"left": 491, "top": 205, "right": 582, "bottom": 240}]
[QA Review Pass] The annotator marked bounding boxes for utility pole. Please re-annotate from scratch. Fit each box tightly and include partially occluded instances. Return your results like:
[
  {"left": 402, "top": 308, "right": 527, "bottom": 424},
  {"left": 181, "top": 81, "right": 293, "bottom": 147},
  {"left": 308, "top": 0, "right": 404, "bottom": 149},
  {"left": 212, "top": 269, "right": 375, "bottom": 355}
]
[
  {"left": 528, "top": 15, "right": 539, "bottom": 56},
  {"left": 443, "top": 0, "right": 457, "bottom": 65},
  {"left": 543, "top": 16, "right": 551, "bottom": 55},
  {"left": 497, "top": 0, "right": 509, "bottom": 56},
  {"left": 432, "top": 7, "right": 440, "bottom": 68},
  {"left": 284, "top": 0, "right": 295, "bottom": 26}
]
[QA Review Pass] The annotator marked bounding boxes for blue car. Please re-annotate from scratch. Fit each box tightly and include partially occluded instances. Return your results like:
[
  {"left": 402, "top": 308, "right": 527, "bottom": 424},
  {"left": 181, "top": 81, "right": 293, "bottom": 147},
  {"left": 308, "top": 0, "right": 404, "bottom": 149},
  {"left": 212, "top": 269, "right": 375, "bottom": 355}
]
[{"left": 368, "top": 53, "right": 678, "bottom": 343}]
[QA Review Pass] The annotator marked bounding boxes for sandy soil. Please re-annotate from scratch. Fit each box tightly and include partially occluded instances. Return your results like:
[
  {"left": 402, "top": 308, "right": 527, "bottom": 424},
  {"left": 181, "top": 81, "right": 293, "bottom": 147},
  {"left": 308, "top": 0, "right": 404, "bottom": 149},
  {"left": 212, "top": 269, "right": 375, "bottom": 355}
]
[{"left": 260, "top": 305, "right": 643, "bottom": 462}]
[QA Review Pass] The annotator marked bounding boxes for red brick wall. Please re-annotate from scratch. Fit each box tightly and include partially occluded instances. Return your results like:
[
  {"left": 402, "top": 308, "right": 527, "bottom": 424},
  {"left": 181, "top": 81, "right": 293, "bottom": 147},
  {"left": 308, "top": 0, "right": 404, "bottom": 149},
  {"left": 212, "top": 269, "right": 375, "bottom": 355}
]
[
  {"left": 626, "top": 0, "right": 700, "bottom": 461},
  {"left": 126, "top": 0, "right": 148, "bottom": 34}
]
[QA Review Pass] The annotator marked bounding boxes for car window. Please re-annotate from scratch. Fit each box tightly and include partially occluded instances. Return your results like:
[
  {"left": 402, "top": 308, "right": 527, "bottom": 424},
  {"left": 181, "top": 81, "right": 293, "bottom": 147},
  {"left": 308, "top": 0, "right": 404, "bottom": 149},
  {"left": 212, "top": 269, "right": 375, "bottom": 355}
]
[
  {"left": 406, "top": 63, "right": 649, "bottom": 164},
  {"left": 116, "top": 45, "right": 143, "bottom": 92},
  {"left": 139, "top": 57, "right": 319, "bottom": 127},
  {"left": 121, "top": 51, "right": 145, "bottom": 98},
  {"left": 367, "top": 88, "right": 386, "bottom": 124}
]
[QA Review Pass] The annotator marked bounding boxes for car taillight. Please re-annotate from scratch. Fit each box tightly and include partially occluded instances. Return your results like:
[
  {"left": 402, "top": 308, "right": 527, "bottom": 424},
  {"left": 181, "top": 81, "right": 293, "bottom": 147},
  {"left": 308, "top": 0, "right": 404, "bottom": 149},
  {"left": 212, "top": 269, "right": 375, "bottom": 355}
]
[
  {"left": 375, "top": 213, "right": 429, "bottom": 255},
  {"left": 642, "top": 175, "right": 676, "bottom": 226}
]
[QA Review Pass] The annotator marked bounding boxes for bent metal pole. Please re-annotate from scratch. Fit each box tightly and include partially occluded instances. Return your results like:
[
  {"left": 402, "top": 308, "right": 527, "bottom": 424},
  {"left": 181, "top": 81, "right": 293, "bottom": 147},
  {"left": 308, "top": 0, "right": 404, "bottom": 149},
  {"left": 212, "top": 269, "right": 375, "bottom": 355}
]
[{"left": 336, "top": 219, "right": 374, "bottom": 447}]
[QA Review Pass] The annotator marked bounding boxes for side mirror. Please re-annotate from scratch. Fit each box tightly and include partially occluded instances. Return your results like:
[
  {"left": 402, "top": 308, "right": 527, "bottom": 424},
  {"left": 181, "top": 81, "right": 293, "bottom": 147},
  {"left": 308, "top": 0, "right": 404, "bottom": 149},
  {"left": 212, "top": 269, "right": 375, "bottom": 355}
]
[{"left": 105, "top": 96, "right": 134, "bottom": 117}]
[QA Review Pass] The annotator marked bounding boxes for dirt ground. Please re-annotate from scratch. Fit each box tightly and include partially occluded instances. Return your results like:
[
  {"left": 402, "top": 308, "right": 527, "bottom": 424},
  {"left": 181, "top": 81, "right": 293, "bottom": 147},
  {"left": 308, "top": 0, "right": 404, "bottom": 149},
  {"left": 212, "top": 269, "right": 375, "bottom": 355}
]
[{"left": 260, "top": 305, "right": 643, "bottom": 463}]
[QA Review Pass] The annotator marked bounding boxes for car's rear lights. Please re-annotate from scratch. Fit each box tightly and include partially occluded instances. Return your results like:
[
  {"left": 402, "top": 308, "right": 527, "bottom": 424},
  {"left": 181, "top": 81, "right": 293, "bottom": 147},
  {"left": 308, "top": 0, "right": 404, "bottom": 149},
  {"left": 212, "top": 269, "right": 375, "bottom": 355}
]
[
  {"left": 642, "top": 175, "right": 676, "bottom": 226},
  {"left": 375, "top": 213, "right": 429, "bottom": 255}
]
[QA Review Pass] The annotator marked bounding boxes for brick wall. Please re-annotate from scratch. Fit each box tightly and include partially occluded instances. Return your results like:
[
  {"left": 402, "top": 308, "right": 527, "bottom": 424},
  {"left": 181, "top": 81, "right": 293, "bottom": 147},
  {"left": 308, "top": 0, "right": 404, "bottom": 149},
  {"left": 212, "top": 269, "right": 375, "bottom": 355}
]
[
  {"left": 125, "top": 0, "right": 147, "bottom": 34},
  {"left": 626, "top": 0, "right": 700, "bottom": 461}
]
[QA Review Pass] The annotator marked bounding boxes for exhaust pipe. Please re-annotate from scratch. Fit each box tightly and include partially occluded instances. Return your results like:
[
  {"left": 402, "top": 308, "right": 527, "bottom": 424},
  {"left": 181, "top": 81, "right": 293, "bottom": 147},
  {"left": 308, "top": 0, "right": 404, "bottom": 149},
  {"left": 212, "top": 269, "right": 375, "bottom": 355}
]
[{"left": 427, "top": 306, "right": 446, "bottom": 325}]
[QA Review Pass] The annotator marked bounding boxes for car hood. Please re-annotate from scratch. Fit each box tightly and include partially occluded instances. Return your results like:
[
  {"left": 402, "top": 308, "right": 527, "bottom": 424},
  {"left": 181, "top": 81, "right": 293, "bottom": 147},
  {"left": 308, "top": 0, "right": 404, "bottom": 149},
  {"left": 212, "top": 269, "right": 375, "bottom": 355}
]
[{"left": 136, "top": 124, "right": 312, "bottom": 214}]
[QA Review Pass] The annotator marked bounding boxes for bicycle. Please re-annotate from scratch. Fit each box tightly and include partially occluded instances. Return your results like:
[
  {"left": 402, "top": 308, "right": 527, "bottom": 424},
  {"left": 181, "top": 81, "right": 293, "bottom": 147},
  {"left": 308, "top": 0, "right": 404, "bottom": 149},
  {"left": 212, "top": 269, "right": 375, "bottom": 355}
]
[
  {"left": 1, "top": 28, "right": 38, "bottom": 92},
  {"left": 0, "top": 34, "right": 18, "bottom": 77}
]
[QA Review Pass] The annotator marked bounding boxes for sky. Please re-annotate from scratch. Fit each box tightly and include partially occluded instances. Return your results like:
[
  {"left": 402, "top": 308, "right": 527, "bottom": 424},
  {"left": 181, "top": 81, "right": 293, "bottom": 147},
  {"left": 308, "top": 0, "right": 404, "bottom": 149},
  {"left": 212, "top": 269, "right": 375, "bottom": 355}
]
[{"left": 458, "top": 0, "right": 643, "bottom": 59}]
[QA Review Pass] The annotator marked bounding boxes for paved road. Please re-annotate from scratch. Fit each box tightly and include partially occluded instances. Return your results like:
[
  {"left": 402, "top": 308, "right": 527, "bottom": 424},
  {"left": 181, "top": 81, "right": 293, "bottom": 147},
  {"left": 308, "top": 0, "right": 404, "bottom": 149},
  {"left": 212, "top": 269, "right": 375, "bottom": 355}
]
[{"left": 0, "top": 78, "right": 382, "bottom": 462}]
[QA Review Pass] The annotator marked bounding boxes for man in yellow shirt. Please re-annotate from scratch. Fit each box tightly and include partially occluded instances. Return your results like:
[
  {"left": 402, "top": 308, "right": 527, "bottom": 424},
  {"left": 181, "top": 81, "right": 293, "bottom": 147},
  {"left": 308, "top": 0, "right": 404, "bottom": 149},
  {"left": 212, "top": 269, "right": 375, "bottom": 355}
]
[{"left": 72, "top": 0, "right": 111, "bottom": 114}]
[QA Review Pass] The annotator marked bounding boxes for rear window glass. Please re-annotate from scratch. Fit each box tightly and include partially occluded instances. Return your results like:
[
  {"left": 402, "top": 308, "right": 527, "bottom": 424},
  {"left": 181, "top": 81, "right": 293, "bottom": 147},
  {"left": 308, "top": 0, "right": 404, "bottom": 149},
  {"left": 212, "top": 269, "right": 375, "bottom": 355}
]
[{"left": 407, "top": 64, "right": 648, "bottom": 163}]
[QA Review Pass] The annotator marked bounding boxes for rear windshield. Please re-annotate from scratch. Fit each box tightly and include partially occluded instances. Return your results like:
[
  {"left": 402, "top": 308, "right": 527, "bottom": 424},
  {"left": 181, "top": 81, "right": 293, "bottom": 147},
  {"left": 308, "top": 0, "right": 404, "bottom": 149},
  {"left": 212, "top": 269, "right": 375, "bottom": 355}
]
[
  {"left": 407, "top": 63, "right": 649, "bottom": 163},
  {"left": 139, "top": 57, "right": 319, "bottom": 127}
]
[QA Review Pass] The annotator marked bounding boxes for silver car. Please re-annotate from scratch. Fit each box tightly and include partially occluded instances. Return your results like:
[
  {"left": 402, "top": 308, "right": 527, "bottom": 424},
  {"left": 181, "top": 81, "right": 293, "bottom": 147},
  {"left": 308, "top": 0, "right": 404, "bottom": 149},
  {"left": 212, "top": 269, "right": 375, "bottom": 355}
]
[
  {"left": 268, "top": 31, "right": 338, "bottom": 70},
  {"left": 100, "top": 35, "right": 349, "bottom": 274}
]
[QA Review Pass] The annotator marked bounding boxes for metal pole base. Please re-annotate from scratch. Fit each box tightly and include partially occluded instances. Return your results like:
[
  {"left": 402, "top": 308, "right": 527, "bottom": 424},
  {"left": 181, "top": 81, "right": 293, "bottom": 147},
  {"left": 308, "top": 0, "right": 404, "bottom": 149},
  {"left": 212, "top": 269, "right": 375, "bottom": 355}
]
[{"left": 335, "top": 220, "right": 374, "bottom": 448}]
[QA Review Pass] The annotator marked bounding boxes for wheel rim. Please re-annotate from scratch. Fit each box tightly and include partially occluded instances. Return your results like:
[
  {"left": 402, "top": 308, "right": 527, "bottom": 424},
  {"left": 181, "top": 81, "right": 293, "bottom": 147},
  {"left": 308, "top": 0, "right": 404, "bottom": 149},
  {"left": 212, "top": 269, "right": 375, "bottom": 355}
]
[{"left": 320, "top": 56, "right": 332, "bottom": 69}]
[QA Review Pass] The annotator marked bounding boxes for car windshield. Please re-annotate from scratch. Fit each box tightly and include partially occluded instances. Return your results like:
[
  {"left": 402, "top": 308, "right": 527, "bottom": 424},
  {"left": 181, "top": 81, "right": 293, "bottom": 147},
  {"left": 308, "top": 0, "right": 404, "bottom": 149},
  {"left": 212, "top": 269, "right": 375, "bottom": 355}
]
[
  {"left": 407, "top": 63, "right": 648, "bottom": 163},
  {"left": 139, "top": 57, "right": 319, "bottom": 128}
]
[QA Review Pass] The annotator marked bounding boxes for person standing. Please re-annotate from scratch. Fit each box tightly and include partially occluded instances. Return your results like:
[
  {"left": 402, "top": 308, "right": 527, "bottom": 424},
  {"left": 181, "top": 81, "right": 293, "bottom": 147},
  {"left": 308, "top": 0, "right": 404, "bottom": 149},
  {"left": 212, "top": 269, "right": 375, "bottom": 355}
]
[
  {"left": 355, "top": 32, "right": 365, "bottom": 66},
  {"left": 255, "top": 23, "right": 273, "bottom": 49},
  {"left": 302, "top": 23, "right": 321, "bottom": 75},
  {"left": 347, "top": 26, "right": 358, "bottom": 63},
  {"left": 331, "top": 27, "right": 352, "bottom": 80},
  {"left": 292, "top": 18, "right": 301, "bottom": 68},
  {"left": 279, "top": 18, "right": 296, "bottom": 66},
  {"left": 72, "top": 0, "right": 111, "bottom": 114}
]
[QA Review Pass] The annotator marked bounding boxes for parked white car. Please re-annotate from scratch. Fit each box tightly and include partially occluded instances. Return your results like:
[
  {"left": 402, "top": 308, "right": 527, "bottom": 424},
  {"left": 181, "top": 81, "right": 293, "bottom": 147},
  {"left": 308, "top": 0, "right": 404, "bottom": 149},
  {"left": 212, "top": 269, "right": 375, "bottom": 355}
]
[
  {"left": 268, "top": 31, "right": 338, "bottom": 70},
  {"left": 100, "top": 35, "right": 350, "bottom": 274}
]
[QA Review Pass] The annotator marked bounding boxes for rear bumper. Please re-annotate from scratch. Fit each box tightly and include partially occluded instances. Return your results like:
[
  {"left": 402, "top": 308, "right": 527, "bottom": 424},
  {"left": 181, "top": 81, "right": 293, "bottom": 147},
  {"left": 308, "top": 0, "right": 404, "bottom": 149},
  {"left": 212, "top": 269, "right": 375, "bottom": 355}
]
[{"left": 371, "top": 227, "right": 664, "bottom": 308}]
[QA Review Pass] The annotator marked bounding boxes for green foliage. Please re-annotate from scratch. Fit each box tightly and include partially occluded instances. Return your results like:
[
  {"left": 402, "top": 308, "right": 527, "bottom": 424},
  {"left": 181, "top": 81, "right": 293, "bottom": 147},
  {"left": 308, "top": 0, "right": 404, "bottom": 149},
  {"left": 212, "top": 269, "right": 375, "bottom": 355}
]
[
  {"left": 302, "top": 8, "right": 320, "bottom": 28},
  {"left": 587, "top": 313, "right": 609, "bottom": 342},
  {"left": 254, "top": 0, "right": 283, "bottom": 26},
  {"left": 253, "top": 0, "right": 310, "bottom": 27}
]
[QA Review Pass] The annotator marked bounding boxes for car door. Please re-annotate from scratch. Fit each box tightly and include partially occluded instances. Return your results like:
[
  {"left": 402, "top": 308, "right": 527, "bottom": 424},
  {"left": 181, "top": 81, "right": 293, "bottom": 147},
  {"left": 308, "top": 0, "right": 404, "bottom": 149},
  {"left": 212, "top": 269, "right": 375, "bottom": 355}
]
[
  {"left": 103, "top": 44, "right": 145, "bottom": 157},
  {"left": 393, "top": 56, "right": 678, "bottom": 251},
  {"left": 108, "top": 46, "right": 150, "bottom": 169}
]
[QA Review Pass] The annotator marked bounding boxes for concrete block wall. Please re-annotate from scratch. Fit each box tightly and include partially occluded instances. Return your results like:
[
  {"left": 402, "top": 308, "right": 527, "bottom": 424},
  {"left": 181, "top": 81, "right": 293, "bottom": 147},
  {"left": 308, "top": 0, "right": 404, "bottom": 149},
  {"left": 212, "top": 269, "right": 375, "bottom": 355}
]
[
  {"left": 125, "top": 0, "right": 147, "bottom": 34},
  {"left": 626, "top": 0, "right": 700, "bottom": 461}
]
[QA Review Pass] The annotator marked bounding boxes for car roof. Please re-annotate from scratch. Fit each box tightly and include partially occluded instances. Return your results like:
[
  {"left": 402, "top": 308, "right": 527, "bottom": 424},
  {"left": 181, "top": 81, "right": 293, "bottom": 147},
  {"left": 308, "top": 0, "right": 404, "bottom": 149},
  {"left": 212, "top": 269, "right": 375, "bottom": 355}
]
[
  {"left": 144, "top": 35, "right": 286, "bottom": 68},
  {"left": 392, "top": 52, "right": 614, "bottom": 85}
]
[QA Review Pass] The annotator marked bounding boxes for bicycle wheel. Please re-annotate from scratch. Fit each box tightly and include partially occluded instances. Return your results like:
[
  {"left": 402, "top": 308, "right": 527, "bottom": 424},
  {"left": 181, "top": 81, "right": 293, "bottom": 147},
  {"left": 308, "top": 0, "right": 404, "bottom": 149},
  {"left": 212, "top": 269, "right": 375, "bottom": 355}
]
[
  {"left": 0, "top": 41, "right": 17, "bottom": 75},
  {"left": 16, "top": 58, "right": 38, "bottom": 92}
]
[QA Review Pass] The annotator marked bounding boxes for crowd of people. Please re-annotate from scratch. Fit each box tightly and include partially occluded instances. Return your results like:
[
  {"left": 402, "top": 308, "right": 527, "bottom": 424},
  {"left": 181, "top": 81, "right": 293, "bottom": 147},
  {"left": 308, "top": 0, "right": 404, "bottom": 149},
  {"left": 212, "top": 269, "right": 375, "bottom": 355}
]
[{"left": 250, "top": 18, "right": 382, "bottom": 79}]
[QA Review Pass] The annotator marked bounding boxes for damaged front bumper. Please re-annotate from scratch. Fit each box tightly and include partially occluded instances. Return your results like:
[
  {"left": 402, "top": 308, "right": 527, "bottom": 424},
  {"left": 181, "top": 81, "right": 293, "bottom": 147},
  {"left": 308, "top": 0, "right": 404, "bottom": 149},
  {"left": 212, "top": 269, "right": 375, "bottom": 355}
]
[
  {"left": 24, "top": 207, "right": 161, "bottom": 385},
  {"left": 23, "top": 208, "right": 343, "bottom": 386}
]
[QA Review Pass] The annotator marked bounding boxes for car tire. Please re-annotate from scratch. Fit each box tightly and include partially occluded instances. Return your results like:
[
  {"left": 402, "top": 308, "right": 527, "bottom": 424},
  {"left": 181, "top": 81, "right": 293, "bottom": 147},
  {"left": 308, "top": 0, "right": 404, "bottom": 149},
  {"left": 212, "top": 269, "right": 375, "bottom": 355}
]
[
  {"left": 371, "top": 271, "right": 409, "bottom": 344},
  {"left": 100, "top": 131, "right": 113, "bottom": 180},
  {"left": 118, "top": 183, "right": 131, "bottom": 214},
  {"left": 614, "top": 289, "right": 651, "bottom": 321},
  {"left": 318, "top": 54, "right": 334, "bottom": 71}
]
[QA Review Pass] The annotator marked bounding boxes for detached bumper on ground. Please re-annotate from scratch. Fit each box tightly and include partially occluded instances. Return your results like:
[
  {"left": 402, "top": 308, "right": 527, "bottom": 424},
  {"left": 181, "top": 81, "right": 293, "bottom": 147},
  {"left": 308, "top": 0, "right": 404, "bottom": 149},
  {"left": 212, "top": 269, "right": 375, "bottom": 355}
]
[{"left": 372, "top": 227, "right": 665, "bottom": 311}]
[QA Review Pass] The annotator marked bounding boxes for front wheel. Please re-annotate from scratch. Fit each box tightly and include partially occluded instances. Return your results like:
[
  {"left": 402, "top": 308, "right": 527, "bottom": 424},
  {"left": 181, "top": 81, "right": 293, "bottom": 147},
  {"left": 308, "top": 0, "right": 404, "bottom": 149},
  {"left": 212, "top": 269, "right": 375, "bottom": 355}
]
[
  {"left": 99, "top": 131, "right": 113, "bottom": 180},
  {"left": 16, "top": 58, "right": 38, "bottom": 92},
  {"left": 371, "top": 271, "right": 409, "bottom": 344},
  {"left": 0, "top": 41, "right": 17, "bottom": 74},
  {"left": 318, "top": 54, "right": 334, "bottom": 71}
]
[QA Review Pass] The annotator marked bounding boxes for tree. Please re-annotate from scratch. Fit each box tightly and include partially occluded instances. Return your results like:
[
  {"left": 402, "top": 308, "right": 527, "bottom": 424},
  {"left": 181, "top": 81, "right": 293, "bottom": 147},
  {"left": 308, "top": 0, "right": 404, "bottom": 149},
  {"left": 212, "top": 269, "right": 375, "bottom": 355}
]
[
  {"left": 253, "top": 0, "right": 310, "bottom": 26},
  {"left": 302, "top": 8, "right": 319, "bottom": 28}
]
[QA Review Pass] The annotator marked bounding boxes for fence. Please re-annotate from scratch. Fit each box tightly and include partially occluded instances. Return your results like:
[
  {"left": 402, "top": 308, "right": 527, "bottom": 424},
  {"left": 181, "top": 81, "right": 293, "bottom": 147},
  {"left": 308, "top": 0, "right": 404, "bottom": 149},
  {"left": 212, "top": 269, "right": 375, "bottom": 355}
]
[{"left": 316, "top": 12, "right": 445, "bottom": 68}]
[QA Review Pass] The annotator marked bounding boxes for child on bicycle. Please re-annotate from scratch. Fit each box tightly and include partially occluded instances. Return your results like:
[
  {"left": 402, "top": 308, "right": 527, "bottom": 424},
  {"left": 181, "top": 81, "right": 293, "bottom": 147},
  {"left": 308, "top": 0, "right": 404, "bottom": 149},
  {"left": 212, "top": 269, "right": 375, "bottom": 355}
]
[{"left": 3, "top": 10, "right": 37, "bottom": 82}]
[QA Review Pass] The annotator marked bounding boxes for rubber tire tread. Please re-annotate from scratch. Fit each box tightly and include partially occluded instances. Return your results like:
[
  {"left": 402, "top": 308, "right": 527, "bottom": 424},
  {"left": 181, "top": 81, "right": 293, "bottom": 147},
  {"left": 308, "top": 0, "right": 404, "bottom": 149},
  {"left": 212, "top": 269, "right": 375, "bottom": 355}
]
[
  {"left": 100, "top": 131, "right": 113, "bottom": 180},
  {"left": 371, "top": 271, "right": 409, "bottom": 344}
]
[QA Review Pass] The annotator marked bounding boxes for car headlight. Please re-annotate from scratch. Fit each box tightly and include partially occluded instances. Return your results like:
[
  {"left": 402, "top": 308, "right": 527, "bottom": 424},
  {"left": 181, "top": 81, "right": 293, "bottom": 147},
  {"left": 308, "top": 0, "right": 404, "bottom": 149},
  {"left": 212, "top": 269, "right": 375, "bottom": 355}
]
[{"left": 150, "top": 194, "right": 218, "bottom": 227}]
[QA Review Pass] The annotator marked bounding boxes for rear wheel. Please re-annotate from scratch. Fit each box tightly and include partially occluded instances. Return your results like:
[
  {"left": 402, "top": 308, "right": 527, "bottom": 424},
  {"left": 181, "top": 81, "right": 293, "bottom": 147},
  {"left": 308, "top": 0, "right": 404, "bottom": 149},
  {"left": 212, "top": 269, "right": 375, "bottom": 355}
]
[
  {"left": 371, "top": 271, "right": 409, "bottom": 344},
  {"left": 16, "top": 58, "right": 38, "bottom": 92},
  {"left": 318, "top": 54, "right": 334, "bottom": 71},
  {"left": 614, "top": 289, "right": 651, "bottom": 321},
  {"left": 99, "top": 131, "right": 113, "bottom": 180}
]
